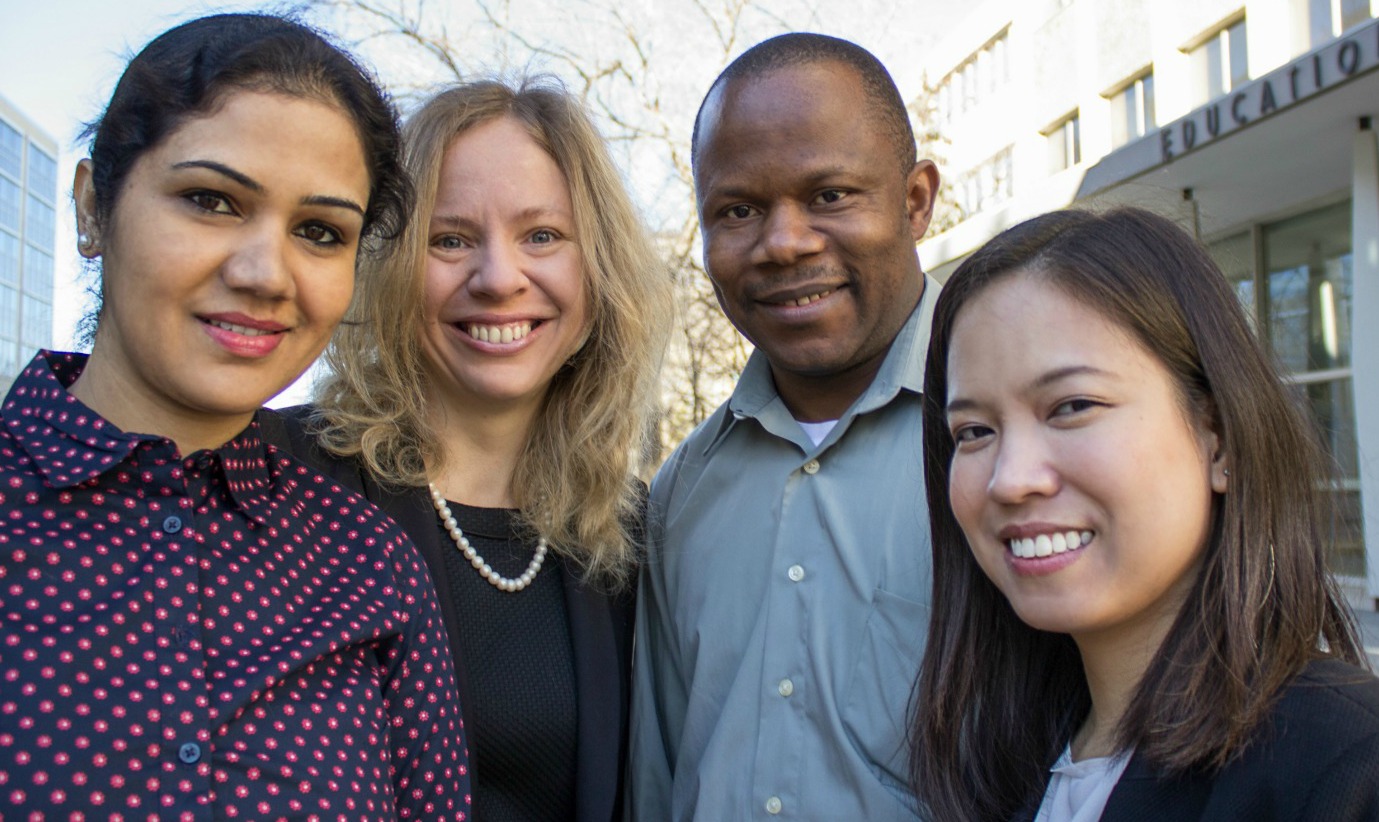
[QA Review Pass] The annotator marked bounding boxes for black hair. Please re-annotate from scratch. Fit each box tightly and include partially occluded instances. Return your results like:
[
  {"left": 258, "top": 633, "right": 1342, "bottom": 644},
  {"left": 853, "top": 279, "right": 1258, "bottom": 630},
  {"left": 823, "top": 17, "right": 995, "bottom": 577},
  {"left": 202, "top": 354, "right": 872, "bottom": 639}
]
[
  {"left": 690, "top": 32, "right": 916, "bottom": 176},
  {"left": 81, "top": 13, "right": 408, "bottom": 244},
  {"left": 910, "top": 208, "right": 1363, "bottom": 821}
]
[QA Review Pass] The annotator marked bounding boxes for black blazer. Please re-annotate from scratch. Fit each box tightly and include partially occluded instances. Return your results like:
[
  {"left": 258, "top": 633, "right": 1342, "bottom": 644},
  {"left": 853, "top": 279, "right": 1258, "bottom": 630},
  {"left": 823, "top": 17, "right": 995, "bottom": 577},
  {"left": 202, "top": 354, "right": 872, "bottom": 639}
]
[
  {"left": 1015, "top": 658, "right": 1379, "bottom": 821},
  {"left": 259, "top": 407, "right": 635, "bottom": 822}
]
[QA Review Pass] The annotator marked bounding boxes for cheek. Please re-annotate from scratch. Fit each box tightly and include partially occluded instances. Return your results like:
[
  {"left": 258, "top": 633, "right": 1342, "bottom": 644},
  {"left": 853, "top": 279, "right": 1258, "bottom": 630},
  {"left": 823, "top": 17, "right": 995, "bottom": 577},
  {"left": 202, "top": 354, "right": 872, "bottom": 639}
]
[
  {"left": 947, "top": 456, "right": 987, "bottom": 535},
  {"left": 421, "top": 258, "right": 457, "bottom": 320},
  {"left": 303, "top": 261, "right": 357, "bottom": 327}
]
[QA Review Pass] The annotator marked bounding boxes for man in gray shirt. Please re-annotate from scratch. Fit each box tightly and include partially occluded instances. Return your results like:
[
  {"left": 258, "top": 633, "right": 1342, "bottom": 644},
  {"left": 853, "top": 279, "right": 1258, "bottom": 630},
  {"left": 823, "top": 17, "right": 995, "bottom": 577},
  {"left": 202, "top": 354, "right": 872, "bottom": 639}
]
[{"left": 627, "top": 33, "right": 942, "bottom": 820}]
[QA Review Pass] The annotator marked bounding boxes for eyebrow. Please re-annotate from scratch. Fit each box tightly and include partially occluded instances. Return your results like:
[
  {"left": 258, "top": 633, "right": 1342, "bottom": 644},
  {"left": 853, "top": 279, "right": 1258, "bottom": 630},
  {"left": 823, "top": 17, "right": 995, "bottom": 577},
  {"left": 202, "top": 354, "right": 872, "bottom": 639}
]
[
  {"left": 946, "top": 364, "right": 1113, "bottom": 415},
  {"left": 430, "top": 206, "right": 572, "bottom": 228},
  {"left": 173, "top": 160, "right": 366, "bottom": 217}
]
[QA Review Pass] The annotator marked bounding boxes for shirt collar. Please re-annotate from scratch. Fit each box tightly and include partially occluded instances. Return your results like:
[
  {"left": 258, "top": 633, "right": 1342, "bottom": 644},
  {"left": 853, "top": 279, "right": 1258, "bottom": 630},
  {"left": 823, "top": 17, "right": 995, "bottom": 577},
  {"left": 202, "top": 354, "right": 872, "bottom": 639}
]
[
  {"left": 2, "top": 350, "right": 279, "bottom": 522},
  {"left": 705, "top": 273, "right": 941, "bottom": 456}
]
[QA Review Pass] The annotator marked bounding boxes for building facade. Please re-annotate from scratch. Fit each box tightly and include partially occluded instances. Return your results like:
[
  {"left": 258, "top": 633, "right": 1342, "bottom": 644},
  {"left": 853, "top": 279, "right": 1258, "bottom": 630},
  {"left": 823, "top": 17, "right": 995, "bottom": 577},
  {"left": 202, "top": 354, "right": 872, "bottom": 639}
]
[
  {"left": 0, "top": 93, "right": 56, "bottom": 391},
  {"left": 919, "top": 0, "right": 1379, "bottom": 606}
]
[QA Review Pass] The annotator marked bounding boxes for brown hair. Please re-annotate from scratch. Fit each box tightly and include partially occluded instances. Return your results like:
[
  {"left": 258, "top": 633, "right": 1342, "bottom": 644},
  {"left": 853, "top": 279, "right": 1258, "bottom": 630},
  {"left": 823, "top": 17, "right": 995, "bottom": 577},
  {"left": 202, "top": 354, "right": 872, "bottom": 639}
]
[
  {"left": 312, "top": 77, "right": 673, "bottom": 585},
  {"left": 910, "top": 207, "right": 1365, "bottom": 821}
]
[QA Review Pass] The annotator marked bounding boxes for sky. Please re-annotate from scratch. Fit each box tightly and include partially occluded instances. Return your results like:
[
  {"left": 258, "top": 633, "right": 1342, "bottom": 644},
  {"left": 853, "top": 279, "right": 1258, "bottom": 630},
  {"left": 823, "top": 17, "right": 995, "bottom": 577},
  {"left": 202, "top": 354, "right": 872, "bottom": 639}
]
[{"left": 0, "top": 0, "right": 966, "bottom": 404}]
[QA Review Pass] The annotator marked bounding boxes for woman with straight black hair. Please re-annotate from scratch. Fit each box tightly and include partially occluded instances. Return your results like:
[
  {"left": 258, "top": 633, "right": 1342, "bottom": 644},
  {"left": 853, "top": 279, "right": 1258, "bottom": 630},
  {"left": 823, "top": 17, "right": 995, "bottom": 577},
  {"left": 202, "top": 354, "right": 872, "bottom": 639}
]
[
  {"left": 0, "top": 14, "right": 470, "bottom": 819},
  {"left": 910, "top": 207, "right": 1379, "bottom": 821}
]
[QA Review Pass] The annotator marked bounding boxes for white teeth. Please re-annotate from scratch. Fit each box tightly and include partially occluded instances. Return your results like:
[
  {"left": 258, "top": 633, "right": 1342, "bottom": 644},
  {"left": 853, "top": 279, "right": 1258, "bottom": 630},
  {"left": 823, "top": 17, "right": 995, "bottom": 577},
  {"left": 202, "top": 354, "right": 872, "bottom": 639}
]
[
  {"left": 786, "top": 290, "right": 832, "bottom": 307},
  {"left": 1007, "top": 530, "right": 1093, "bottom": 558},
  {"left": 210, "top": 320, "right": 273, "bottom": 337},
  {"left": 466, "top": 321, "right": 533, "bottom": 343}
]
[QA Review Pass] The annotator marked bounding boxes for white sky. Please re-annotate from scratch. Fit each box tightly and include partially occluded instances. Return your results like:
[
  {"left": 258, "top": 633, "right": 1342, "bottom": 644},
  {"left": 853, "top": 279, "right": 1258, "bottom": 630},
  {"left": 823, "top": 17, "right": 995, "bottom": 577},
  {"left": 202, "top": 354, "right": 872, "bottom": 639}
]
[{"left": 0, "top": 0, "right": 965, "bottom": 404}]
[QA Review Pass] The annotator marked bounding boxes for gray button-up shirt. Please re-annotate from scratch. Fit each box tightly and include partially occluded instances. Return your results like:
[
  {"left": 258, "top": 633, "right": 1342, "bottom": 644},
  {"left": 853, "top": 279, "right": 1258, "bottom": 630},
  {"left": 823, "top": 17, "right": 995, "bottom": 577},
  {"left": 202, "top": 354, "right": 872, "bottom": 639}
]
[{"left": 627, "top": 278, "right": 938, "bottom": 821}]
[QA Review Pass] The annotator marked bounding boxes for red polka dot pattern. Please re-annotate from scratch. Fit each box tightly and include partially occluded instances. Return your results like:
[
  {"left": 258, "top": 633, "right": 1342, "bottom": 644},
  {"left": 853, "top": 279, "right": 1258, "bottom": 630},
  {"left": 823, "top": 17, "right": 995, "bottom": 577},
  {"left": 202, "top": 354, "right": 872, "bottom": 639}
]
[{"left": 0, "top": 352, "right": 471, "bottom": 820}]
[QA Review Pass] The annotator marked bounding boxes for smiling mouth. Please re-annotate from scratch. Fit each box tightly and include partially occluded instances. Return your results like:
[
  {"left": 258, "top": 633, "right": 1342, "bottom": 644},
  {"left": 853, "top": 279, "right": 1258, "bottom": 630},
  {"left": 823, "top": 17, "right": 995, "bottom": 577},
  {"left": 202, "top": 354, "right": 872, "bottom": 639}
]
[
  {"left": 778, "top": 289, "right": 834, "bottom": 307},
  {"left": 462, "top": 321, "right": 538, "bottom": 344},
  {"left": 1006, "top": 530, "right": 1094, "bottom": 559},
  {"left": 205, "top": 319, "right": 282, "bottom": 337}
]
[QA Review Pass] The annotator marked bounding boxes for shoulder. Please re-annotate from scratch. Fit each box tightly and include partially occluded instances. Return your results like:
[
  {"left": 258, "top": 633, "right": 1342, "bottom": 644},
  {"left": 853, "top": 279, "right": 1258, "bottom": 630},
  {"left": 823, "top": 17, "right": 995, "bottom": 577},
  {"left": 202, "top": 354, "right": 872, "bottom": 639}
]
[
  {"left": 1271, "top": 657, "right": 1379, "bottom": 743},
  {"left": 258, "top": 405, "right": 366, "bottom": 490},
  {"left": 1218, "top": 658, "right": 1379, "bottom": 817}
]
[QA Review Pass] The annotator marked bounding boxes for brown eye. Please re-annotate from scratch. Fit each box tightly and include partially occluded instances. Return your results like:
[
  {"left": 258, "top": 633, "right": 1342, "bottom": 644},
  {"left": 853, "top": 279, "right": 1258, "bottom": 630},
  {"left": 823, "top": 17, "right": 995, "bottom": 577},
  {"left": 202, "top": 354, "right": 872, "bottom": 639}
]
[
  {"left": 296, "top": 222, "right": 343, "bottom": 247},
  {"left": 186, "top": 190, "right": 235, "bottom": 214}
]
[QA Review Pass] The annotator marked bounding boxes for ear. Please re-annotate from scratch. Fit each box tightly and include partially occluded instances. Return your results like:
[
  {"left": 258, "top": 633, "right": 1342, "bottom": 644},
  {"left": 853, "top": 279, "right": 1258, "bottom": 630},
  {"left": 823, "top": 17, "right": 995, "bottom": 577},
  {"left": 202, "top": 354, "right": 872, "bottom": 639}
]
[
  {"left": 1205, "top": 427, "right": 1228, "bottom": 494},
  {"left": 904, "top": 159, "right": 941, "bottom": 242},
  {"left": 73, "top": 159, "right": 101, "bottom": 258}
]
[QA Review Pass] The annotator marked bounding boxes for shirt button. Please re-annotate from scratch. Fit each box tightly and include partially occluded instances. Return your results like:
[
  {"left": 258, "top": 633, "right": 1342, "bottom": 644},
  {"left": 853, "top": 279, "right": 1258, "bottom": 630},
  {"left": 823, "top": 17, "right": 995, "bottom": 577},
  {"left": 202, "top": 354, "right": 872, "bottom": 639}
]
[
  {"left": 162, "top": 515, "right": 183, "bottom": 534},
  {"left": 787, "top": 564, "right": 805, "bottom": 582},
  {"left": 803, "top": 459, "right": 820, "bottom": 475},
  {"left": 766, "top": 796, "right": 783, "bottom": 814},
  {"left": 778, "top": 678, "right": 794, "bottom": 697},
  {"left": 177, "top": 742, "right": 201, "bottom": 764}
]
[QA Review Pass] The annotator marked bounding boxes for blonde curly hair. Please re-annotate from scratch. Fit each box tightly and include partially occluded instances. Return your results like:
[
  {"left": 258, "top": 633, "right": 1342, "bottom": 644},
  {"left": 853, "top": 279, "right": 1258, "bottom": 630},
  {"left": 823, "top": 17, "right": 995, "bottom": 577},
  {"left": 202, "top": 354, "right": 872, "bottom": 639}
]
[{"left": 313, "top": 77, "right": 673, "bottom": 586}]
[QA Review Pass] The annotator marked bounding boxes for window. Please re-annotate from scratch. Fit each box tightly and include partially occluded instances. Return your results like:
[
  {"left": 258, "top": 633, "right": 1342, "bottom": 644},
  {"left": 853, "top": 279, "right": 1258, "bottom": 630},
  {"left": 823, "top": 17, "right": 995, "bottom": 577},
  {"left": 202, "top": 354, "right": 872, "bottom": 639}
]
[
  {"left": 0, "top": 284, "right": 18, "bottom": 339},
  {"left": 1189, "top": 18, "right": 1249, "bottom": 105},
  {"left": 1309, "top": 0, "right": 1373, "bottom": 45},
  {"left": 27, "top": 145, "right": 56, "bottom": 200},
  {"left": 0, "top": 232, "right": 18, "bottom": 286},
  {"left": 25, "top": 195, "right": 54, "bottom": 252},
  {"left": 23, "top": 245, "right": 52, "bottom": 298},
  {"left": 21, "top": 294, "right": 50, "bottom": 351},
  {"left": 0, "top": 178, "right": 19, "bottom": 232},
  {"left": 1109, "top": 72, "right": 1156, "bottom": 148},
  {"left": 0, "top": 340, "right": 18, "bottom": 388},
  {"left": 1046, "top": 112, "right": 1081, "bottom": 172},
  {"left": 955, "top": 146, "right": 1014, "bottom": 218},
  {"left": 938, "top": 30, "right": 1011, "bottom": 122},
  {"left": 1207, "top": 201, "right": 1363, "bottom": 578},
  {"left": 0, "top": 120, "right": 21, "bottom": 181}
]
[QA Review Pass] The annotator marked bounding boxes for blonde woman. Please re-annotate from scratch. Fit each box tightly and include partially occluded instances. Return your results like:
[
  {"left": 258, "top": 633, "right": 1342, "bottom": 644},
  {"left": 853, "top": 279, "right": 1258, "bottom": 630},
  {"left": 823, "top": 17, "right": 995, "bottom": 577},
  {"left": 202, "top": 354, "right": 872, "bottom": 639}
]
[{"left": 264, "top": 78, "right": 673, "bottom": 821}]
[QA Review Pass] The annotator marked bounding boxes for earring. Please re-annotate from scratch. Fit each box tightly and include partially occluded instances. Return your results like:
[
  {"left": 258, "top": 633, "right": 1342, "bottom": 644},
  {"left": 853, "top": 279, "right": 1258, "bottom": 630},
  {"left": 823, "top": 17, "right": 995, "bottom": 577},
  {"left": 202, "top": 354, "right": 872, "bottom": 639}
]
[
  {"left": 1223, "top": 468, "right": 1231, "bottom": 477},
  {"left": 78, "top": 233, "right": 91, "bottom": 248}
]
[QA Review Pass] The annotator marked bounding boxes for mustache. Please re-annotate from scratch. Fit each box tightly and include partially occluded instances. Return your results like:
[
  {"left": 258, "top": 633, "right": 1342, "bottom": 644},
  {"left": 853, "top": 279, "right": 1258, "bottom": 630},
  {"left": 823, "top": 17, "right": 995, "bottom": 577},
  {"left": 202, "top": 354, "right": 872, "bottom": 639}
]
[{"left": 742, "top": 264, "right": 852, "bottom": 300}]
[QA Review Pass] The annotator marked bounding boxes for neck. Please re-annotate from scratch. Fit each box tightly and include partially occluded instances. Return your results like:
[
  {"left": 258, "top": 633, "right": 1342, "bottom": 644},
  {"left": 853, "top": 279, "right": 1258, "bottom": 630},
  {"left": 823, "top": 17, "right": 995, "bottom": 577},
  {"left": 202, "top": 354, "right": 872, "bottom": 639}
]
[
  {"left": 772, "top": 351, "right": 887, "bottom": 422},
  {"left": 1070, "top": 620, "right": 1176, "bottom": 760},
  {"left": 425, "top": 393, "right": 540, "bottom": 508},
  {"left": 69, "top": 350, "right": 250, "bottom": 456}
]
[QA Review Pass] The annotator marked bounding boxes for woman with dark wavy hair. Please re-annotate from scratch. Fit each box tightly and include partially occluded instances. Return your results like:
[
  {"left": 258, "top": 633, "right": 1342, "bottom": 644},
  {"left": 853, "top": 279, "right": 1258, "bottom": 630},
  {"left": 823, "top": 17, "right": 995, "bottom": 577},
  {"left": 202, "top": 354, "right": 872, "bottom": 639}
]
[
  {"left": 0, "top": 14, "right": 470, "bottom": 819},
  {"left": 910, "top": 207, "right": 1379, "bottom": 821}
]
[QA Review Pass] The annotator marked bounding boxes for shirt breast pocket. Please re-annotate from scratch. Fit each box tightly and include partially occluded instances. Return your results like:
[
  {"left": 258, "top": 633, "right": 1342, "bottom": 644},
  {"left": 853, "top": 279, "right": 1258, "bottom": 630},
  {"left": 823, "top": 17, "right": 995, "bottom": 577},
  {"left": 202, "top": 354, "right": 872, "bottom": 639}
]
[{"left": 841, "top": 586, "right": 929, "bottom": 798}]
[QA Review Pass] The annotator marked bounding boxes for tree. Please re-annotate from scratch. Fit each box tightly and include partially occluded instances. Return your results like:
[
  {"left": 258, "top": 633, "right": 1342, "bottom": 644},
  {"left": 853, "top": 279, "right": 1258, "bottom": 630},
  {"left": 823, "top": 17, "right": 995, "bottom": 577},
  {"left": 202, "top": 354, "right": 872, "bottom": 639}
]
[{"left": 308, "top": 0, "right": 954, "bottom": 463}]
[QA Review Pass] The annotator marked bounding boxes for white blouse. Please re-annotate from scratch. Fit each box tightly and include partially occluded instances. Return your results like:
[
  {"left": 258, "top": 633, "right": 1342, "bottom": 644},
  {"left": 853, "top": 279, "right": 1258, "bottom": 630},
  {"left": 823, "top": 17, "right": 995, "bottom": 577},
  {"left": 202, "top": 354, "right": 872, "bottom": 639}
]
[{"left": 1033, "top": 744, "right": 1134, "bottom": 822}]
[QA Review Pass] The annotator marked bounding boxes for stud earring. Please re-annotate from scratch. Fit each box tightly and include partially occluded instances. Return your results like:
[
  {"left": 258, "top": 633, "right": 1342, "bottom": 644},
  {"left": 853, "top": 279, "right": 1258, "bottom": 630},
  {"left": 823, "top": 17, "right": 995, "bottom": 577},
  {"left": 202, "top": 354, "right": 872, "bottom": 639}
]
[
  {"left": 1223, "top": 468, "right": 1231, "bottom": 477},
  {"left": 78, "top": 233, "right": 91, "bottom": 248}
]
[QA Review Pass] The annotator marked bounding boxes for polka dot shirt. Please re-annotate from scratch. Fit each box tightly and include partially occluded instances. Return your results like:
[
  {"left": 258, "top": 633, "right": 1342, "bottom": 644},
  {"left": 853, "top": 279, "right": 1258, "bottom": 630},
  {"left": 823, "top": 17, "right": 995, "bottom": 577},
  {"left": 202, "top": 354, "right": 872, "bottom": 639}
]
[{"left": 0, "top": 352, "right": 471, "bottom": 820}]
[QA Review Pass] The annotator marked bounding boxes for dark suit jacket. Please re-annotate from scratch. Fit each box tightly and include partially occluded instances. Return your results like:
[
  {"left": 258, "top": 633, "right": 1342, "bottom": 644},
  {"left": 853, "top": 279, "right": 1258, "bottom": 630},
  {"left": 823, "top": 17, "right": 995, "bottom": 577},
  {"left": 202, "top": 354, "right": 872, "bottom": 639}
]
[
  {"left": 259, "top": 406, "right": 636, "bottom": 822},
  {"left": 1012, "top": 658, "right": 1379, "bottom": 821}
]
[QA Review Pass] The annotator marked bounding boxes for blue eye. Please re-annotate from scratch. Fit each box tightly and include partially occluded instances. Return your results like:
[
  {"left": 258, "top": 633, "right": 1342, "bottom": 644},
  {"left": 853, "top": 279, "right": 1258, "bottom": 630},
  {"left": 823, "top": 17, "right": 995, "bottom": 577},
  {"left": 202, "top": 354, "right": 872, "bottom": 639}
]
[
  {"left": 433, "top": 235, "right": 468, "bottom": 250},
  {"left": 531, "top": 229, "right": 557, "bottom": 244}
]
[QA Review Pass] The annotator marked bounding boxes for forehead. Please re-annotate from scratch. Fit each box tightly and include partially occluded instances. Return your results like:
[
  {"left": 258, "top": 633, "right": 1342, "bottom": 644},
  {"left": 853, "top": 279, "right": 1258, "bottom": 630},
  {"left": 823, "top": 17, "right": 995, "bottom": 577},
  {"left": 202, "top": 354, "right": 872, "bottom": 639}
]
[{"left": 696, "top": 62, "right": 885, "bottom": 185}]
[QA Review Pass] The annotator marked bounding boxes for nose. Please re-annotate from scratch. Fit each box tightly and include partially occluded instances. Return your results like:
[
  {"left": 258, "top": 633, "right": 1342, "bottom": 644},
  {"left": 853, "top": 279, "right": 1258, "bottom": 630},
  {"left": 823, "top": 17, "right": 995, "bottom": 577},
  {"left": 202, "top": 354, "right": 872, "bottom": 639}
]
[
  {"left": 754, "top": 204, "right": 826, "bottom": 266},
  {"left": 468, "top": 240, "right": 528, "bottom": 299},
  {"left": 986, "top": 427, "right": 1060, "bottom": 505},
  {"left": 221, "top": 226, "right": 293, "bottom": 300}
]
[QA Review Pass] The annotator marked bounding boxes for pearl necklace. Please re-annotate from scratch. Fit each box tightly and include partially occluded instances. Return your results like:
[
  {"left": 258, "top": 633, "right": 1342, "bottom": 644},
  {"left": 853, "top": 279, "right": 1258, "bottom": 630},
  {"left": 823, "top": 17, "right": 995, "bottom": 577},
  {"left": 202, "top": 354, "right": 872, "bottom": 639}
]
[{"left": 428, "top": 483, "right": 548, "bottom": 592}]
